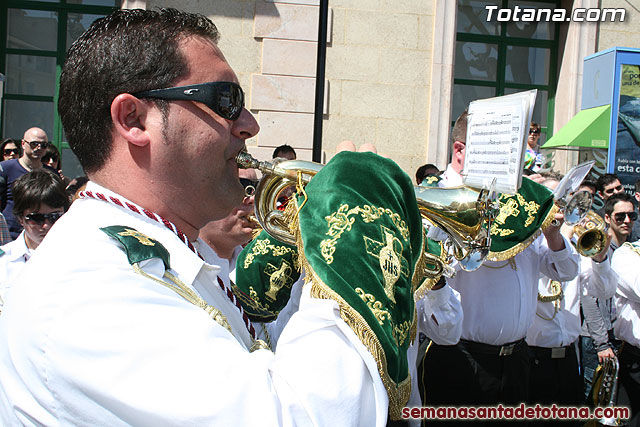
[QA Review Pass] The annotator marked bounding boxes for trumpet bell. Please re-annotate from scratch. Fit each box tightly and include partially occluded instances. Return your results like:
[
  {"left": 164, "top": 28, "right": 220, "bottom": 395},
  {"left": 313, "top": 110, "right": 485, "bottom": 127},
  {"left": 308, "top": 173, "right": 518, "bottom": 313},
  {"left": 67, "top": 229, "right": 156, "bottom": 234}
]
[
  {"left": 574, "top": 210, "right": 608, "bottom": 257},
  {"left": 414, "top": 185, "right": 492, "bottom": 272}
]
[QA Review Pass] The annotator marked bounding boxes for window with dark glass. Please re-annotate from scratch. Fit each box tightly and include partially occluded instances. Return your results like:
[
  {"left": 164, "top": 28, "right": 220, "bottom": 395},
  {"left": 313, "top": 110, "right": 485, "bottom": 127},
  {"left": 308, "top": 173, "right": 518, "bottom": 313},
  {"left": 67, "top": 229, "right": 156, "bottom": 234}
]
[{"left": 453, "top": 0, "right": 560, "bottom": 145}]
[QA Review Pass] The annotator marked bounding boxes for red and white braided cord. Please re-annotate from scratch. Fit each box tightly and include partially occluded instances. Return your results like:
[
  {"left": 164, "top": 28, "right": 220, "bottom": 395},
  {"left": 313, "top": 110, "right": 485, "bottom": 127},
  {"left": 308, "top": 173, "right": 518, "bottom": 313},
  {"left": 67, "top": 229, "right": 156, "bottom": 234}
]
[{"left": 78, "top": 190, "right": 257, "bottom": 339}]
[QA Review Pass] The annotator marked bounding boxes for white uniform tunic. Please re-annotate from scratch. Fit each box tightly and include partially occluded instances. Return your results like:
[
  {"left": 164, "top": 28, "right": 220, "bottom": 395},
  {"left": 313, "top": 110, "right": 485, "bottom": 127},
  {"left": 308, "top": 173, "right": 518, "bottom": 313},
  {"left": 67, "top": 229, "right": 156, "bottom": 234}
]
[
  {"left": 612, "top": 242, "right": 640, "bottom": 347},
  {"left": 439, "top": 167, "right": 580, "bottom": 345},
  {"left": 526, "top": 254, "right": 618, "bottom": 348},
  {"left": 0, "top": 231, "right": 32, "bottom": 308},
  {"left": 0, "top": 182, "right": 387, "bottom": 426}
]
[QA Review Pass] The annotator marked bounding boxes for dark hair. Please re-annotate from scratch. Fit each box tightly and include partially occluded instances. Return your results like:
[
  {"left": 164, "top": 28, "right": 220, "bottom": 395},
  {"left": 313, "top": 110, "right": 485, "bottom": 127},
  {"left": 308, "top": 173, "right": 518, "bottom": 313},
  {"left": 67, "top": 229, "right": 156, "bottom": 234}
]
[
  {"left": 272, "top": 144, "right": 296, "bottom": 159},
  {"left": 604, "top": 192, "right": 634, "bottom": 217},
  {"left": 579, "top": 179, "right": 597, "bottom": 194},
  {"left": 58, "top": 8, "right": 220, "bottom": 173},
  {"left": 530, "top": 122, "right": 540, "bottom": 131},
  {"left": 540, "top": 170, "right": 564, "bottom": 182},
  {"left": 1, "top": 138, "right": 21, "bottom": 157},
  {"left": 66, "top": 176, "right": 90, "bottom": 199},
  {"left": 451, "top": 108, "right": 468, "bottom": 145},
  {"left": 635, "top": 179, "right": 640, "bottom": 194},
  {"left": 12, "top": 169, "right": 70, "bottom": 218},
  {"left": 596, "top": 173, "right": 620, "bottom": 193},
  {"left": 415, "top": 164, "right": 440, "bottom": 184},
  {"left": 41, "top": 144, "right": 62, "bottom": 170}
]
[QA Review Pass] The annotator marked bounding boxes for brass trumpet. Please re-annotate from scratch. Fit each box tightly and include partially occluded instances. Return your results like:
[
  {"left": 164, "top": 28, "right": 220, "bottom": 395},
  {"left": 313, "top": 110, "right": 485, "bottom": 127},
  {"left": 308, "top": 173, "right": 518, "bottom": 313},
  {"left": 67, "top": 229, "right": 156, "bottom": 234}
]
[
  {"left": 573, "top": 210, "right": 608, "bottom": 257},
  {"left": 236, "top": 152, "right": 493, "bottom": 278}
]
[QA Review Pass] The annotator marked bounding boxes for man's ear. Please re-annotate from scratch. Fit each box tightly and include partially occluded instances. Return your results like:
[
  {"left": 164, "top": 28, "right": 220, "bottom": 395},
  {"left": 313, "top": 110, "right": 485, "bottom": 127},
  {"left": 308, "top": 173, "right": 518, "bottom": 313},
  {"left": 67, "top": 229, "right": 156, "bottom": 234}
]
[
  {"left": 453, "top": 141, "right": 465, "bottom": 156},
  {"left": 110, "top": 94, "right": 152, "bottom": 147}
]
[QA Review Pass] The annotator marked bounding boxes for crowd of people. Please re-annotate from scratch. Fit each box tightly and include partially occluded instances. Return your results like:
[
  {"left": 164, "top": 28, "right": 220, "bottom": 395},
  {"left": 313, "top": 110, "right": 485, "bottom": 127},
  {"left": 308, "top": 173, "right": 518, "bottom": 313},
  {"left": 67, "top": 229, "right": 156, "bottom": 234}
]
[{"left": 0, "top": 7, "right": 638, "bottom": 427}]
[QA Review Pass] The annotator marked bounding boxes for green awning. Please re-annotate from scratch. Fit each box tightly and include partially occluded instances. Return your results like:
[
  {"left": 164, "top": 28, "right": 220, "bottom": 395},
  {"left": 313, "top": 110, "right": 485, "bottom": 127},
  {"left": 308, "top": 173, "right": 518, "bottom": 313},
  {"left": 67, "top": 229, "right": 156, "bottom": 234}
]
[{"left": 542, "top": 104, "right": 611, "bottom": 149}]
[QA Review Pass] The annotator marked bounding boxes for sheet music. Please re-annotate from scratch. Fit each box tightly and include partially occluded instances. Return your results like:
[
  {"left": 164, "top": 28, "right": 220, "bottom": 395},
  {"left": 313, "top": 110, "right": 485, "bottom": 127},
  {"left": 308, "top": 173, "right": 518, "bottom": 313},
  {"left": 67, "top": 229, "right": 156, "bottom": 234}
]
[{"left": 463, "top": 90, "right": 537, "bottom": 194}]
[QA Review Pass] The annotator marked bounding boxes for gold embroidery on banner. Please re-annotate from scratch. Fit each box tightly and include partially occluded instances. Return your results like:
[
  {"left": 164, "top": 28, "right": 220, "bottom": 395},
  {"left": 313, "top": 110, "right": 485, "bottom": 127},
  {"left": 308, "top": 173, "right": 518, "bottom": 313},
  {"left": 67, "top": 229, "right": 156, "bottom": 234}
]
[
  {"left": 118, "top": 229, "right": 156, "bottom": 246},
  {"left": 243, "top": 238, "right": 297, "bottom": 269},
  {"left": 424, "top": 176, "right": 439, "bottom": 184},
  {"left": 363, "top": 225, "right": 409, "bottom": 303},
  {"left": 291, "top": 196, "right": 416, "bottom": 419},
  {"left": 321, "top": 204, "right": 410, "bottom": 265},
  {"left": 393, "top": 321, "right": 412, "bottom": 347},
  {"left": 310, "top": 277, "right": 412, "bottom": 420},
  {"left": 515, "top": 193, "right": 540, "bottom": 227},
  {"left": 248, "top": 287, "right": 273, "bottom": 312},
  {"left": 263, "top": 260, "right": 293, "bottom": 301},
  {"left": 487, "top": 204, "right": 559, "bottom": 262},
  {"left": 356, "top": 287, "right": 391, "bottom": 325}
]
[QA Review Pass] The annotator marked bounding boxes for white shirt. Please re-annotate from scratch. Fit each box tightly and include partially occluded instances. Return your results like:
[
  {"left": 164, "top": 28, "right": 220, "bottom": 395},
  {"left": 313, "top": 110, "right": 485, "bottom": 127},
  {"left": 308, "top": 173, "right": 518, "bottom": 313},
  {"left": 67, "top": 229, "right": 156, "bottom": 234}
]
[
  {"left": 0, "top": 231, "right": 32, "bottom": 307},
  {"left": 439, "top": 164, "right": 580, "bottom": 345},
  {"left": 526, "top": 254, "right": 618, "bottom": 348},
  {"left": 612, "top": 242, "right": 640, "bottom": 348},
  {"left": 439, "top": 164, "right": 464, "bottom": 187},
  {"left": 0, "top": 182, "right": 388, "bottom": 426}
]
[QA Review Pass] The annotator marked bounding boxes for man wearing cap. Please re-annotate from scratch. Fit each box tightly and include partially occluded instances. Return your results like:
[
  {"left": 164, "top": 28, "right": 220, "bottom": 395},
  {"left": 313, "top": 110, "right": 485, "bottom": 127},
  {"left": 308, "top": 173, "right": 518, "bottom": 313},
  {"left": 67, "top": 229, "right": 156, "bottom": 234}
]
[
  {"left": 421, "top": 109, "right": 580, "bottom": 420},
  {"left": 0, "top": 9, "right": 429, "bottom": 426}
]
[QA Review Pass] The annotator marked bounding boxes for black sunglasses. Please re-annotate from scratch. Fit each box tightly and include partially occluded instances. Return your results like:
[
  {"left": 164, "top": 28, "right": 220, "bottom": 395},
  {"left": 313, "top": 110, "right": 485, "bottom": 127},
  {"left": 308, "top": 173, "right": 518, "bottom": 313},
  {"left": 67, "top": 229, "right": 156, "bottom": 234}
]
[
  {"left": 529, "top": 129, "right": 540, "bottom": 135},
  {"left": 24, "top": 140, "right": 49, "bottom": 149},
  {"left": 24, "top": 212, "right": 64, "bottom": 225},
  {"left": 604, "top": 185, "right": 624, "bottom": 194},
  {"left": 613, "top": 211, "right": 638, "bottom": 222},
  {"left": 3, "top": 148, "right": 19, "bottom": 155},
  {"left": 239, "top": 178, "right": 258, "bottom": 197},
  {"left": 133, "top": 81, "right": 244, "bottom": 121}
]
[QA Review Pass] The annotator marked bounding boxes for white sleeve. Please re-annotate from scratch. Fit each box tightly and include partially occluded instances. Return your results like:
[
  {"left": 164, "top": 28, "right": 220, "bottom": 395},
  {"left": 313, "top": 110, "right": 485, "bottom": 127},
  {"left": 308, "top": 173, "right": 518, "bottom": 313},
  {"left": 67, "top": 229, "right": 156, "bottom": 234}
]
[
  {"left": 612, "top": 246, "right": 640, "bottom": 303},
  {"left": 416, "top": 285, "right": 462, "bottom": 345},
  {"left": 10, "top": 267, "right": 388, "bottom": 427},
  {"left": 265, "top": 273, "right": 305, "bottom": 347},
  {"left": 539, "top": 234, "right": 580, "bottom": 282},
  {"left": 581, "top": 255, "right": 618, "bottom": 299}
]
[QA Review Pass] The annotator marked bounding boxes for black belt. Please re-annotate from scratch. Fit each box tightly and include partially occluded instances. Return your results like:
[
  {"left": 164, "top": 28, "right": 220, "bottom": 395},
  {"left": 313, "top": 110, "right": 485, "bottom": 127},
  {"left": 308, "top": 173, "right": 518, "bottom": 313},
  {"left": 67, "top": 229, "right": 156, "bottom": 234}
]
[
  {"left": 459, "top": 338, "right": 526, "bottom": 357},
  {"left": 529, "top": 344, "right": 574, "bottom": 359}
]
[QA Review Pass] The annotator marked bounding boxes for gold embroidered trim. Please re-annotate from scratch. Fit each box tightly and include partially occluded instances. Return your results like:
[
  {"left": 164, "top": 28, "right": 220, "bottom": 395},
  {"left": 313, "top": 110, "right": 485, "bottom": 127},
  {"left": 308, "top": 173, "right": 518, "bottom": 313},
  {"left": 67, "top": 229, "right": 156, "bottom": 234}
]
[
  {"left": 320, "top": 204, "right": 410, "bottom": 265},
  {"left": 486, "top": 204, "right": 559, "bottom": 261},
  {"left": 356, "top": 288, "right": 391, "bottom": 325},
  {"left": 248, "top": 287, "right": 275, "bottom": 312},
  {"left": 623, "top": 241, "right": 640, "bottom": 257},
  {"left": 243, "top": 238, "right": 298, "bottom": 269},
  {"left": 309, "top": 276, "right": 412, "bottom": 420},
  {"left": 290, "top": 196, "right": 416, "bottom": 419}
]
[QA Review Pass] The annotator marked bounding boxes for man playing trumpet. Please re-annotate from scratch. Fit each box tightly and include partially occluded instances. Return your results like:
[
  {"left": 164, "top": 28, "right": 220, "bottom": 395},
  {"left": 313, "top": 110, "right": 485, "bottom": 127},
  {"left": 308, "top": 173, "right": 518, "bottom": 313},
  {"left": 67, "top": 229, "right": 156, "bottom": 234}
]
[{"left": 420, "top": 109, "right": 580, "bottom": 423}]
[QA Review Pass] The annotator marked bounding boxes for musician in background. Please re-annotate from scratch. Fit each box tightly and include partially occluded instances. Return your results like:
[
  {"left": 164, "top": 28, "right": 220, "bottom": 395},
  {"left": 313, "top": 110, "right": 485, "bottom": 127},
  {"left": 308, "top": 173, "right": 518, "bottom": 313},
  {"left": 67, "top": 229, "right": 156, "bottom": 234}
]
[
  {"left": 611, "top": 236, "right": 640, "bottom": 426},
  {"left": 421, "top": 109, "right": 579, "bottom": 424},
  {"left": 526, "top": 175, "right": 616, "bottom": 419},
  {"left": 581, "top": 192, "right": 636, "bottom": 401}
]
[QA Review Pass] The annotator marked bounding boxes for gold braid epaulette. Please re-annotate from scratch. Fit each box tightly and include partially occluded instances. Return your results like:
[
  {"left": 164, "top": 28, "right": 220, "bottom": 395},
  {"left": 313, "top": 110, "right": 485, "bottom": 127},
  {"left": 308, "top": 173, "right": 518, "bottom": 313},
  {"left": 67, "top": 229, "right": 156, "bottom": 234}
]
[{"left": 622, "top": 241, "right": 640, "bottom": 256}]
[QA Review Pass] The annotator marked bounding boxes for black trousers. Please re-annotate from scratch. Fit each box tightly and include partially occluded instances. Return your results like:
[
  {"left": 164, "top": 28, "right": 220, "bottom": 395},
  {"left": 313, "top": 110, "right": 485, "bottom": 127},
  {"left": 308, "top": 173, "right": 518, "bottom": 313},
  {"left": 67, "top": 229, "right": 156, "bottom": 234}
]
[
  {"left": 419, "top": 339, "right": 530, "bottom": 426},
  {"left": 618, "top": 342, "right": 640, "bottom": 427},
  {"left": 528, "top": 343, "right": 582, "bottom": 426}
]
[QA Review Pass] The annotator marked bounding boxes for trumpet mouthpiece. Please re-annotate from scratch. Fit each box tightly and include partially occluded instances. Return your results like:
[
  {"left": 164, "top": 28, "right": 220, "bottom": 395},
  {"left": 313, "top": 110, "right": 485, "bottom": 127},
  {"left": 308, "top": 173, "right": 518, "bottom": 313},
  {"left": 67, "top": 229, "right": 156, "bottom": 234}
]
[{"left": 236, "top": 151, "right": 260, "bottom": 169}]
